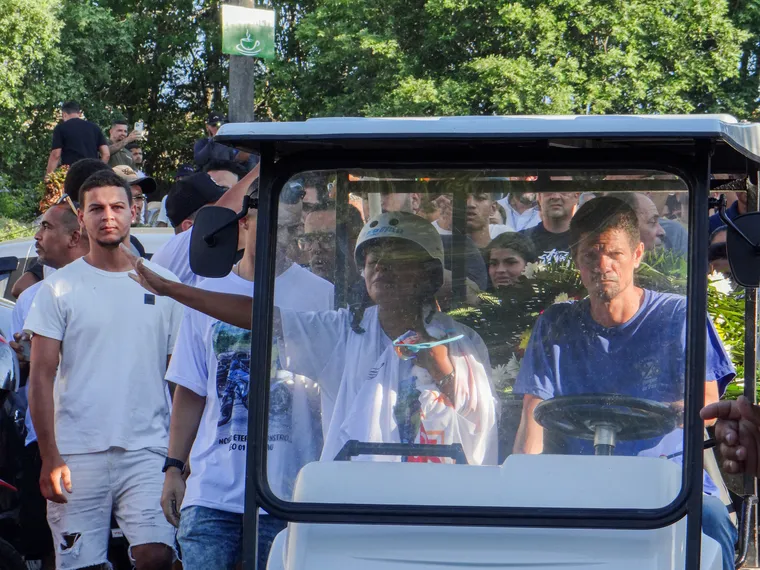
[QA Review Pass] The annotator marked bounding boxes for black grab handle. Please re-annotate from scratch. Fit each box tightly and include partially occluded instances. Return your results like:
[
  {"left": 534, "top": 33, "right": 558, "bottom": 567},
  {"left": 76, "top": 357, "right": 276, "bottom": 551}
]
[
  {"left": 735, "top": 494, "right": 758, "bottom": 569},
  {"left": 334, "top": 440, "right": 469, "bottom": 464}
]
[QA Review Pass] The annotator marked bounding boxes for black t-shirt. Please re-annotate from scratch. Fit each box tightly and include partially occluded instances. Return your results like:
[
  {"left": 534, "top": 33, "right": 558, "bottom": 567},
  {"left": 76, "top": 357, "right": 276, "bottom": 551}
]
[
  {"left": 51, "top": 118, "right": 108, "bottom": 166},
  {"left": 520, "top": 223, "right": 571, "bottom": 256}
]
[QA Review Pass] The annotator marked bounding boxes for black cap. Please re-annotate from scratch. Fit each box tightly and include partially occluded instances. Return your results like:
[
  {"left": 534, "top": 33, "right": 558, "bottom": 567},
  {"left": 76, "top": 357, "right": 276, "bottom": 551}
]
[
  {"left": 166, "top": 173, "right": 227, "bottom": 227},
  {"left": 206, "top": 112, "right": 227, "bottom": 126},
  {"left": 175, "top": 164, "right": 195, "bottom": 180}
]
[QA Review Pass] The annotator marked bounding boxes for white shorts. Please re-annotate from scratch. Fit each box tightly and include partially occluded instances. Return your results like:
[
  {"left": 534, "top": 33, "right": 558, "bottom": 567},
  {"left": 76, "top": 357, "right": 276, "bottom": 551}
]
[{"left": 47, "top": 447, "right": 175, "bottom": 570}]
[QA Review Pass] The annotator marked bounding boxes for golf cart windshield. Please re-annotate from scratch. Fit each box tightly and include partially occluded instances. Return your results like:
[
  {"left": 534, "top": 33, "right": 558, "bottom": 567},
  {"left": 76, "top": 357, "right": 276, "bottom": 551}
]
[{"left": 255, "top": 166, "right": 718, "bottom": 513}]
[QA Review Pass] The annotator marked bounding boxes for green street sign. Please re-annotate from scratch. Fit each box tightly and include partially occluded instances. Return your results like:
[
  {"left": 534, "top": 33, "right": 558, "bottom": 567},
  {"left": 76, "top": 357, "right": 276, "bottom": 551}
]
[{"left": 221, "top": 5, "right": 275, "bottom": 60}]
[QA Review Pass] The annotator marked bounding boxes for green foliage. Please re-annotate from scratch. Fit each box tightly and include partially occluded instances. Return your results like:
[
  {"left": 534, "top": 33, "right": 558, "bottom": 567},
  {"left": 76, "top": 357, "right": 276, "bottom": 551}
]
[
  {"left": 270, "top": 0, "right": 752, "bottom": 119},
  {"left": 0, "top": 218, "right": 36, "bottom": 242}
]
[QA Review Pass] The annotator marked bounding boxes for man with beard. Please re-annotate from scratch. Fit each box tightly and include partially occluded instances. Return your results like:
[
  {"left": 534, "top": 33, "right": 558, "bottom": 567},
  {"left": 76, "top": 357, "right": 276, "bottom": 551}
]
[
  {"left": 512, "top": 196, "right": 737, "bottom": 570},
  {"left": 26, "top": 170, "right": 182, "bottom": 570},
  {"left": 497, "top": 191, "right": 541, "bottom": 231},
  {"left": 107, "top": 119, "right": 141, "bottom": 168},
  {"left": 519, "top": 192, "right": 579, "bottom": 259}
]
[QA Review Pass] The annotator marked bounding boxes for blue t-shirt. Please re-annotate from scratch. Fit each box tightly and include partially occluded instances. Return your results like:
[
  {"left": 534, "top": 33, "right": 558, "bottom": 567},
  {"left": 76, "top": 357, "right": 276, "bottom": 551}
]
[{"left": 514, "top": 290, "right": 735, "bottom": 492}]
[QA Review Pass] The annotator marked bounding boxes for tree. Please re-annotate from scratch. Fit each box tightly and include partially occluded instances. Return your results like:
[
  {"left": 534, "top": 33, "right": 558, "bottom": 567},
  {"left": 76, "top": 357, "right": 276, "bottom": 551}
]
[{"left": 267, "top": 0, "right": 752, "bottom": 119}]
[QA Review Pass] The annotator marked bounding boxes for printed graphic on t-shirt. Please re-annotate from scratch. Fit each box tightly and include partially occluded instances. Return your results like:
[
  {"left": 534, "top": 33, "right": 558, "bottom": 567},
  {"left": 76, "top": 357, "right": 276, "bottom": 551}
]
[
  {"left": 211, "top": 322, "right": 310, "bottom": 459},
  {"left": 212, "top": 322, "right": 251, "bottom": 452}
]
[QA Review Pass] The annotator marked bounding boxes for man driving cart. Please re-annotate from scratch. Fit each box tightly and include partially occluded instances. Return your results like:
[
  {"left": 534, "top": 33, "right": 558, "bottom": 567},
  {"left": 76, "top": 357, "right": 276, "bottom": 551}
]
[{"left": 513, "top": 196, "right": 737, "bottom": 570}]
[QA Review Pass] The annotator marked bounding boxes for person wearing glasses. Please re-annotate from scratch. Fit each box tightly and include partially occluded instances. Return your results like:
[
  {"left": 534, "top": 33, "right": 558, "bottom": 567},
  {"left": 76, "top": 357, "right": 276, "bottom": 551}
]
[
  {"left": 126, "top": 211, "right": 498, "bottom": 467},
  {"left": 112, "top": 164, "right": 157, "bottom": 226}
]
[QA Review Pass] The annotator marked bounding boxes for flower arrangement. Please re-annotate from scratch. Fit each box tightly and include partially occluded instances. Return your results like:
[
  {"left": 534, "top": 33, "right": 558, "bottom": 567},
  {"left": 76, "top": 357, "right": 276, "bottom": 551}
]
[{"left": 38, "top": 165, "right": 70, "bottom": 214}]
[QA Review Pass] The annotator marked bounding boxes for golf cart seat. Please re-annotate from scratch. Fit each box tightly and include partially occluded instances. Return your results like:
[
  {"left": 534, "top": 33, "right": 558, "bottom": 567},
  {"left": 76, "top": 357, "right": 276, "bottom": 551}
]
[{"left": 267, "top": 455, "right": 723, "bottom": 569}]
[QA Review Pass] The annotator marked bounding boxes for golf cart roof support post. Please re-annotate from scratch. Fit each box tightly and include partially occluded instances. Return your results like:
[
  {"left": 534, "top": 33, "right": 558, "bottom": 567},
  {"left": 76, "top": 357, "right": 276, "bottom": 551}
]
[
  {"left": 684, "top": 140, "right": 713, "bottom": 570},
  {"left": 334, "top": 171, "right": 349, "bottom": 309},
  {"left": 452, "top": 189, "right": 467, "bottom": 304},
  {"left": 742, "top": 164, "right": 760, "bottom": 565},
  {"left": 242, "top": 142, "right": 278, "bottom": 570}
]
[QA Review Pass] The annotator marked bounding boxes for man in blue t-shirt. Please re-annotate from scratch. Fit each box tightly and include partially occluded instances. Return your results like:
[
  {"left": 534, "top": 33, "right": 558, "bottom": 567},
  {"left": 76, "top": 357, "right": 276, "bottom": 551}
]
[{"left": 513, "top": 196, "right": 737, "bottom": 570}]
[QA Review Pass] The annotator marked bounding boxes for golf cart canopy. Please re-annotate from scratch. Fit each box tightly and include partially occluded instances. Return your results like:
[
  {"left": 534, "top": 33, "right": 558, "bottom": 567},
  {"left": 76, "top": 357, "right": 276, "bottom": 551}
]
[
  {"left": 208, "top": 115, "right": 760, "bottom": 570},
  {"left": 217, "top": 114, "right": 760, "bottom": 172}
]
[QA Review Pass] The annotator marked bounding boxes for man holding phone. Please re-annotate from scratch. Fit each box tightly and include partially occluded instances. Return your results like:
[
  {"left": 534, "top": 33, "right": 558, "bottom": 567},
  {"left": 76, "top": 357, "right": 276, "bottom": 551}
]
[
  {"left": 108, "top": 118, "right": 142, "bottom": 168},
  {"left": 10, "top": 199, "right": 89, "bottom": 569}
]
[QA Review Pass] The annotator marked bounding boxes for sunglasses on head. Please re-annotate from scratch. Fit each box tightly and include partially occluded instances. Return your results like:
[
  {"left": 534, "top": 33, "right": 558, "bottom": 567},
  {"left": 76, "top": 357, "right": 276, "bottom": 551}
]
[
  {"left": 392, "top": 332, "right": 465, "bottom": 361},
  {"left": 56, "top": 193, "right": 79, "bottom": 216}
]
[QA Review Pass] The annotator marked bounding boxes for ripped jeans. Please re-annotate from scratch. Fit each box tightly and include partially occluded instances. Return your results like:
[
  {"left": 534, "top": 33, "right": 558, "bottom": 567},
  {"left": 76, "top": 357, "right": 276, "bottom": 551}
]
[{"left": 47, "top": 448, "right": 175, "bottom": 570}]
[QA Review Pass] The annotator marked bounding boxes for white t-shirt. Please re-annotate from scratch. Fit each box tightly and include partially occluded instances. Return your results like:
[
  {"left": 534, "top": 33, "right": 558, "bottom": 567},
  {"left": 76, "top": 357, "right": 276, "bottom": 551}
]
[
  {"left": 496, "top": 196, "right": 541, "bottom": 231},
  {"left": 432, "top": 220, "right": 452, "bottom": 235},
  {"left": 151, "top": 230, "right": 200, "bottom": 286},
  {"left": 155, "top": 195, "right": 170, "bottom": 226},
  {"left": 280, "top": 306, "right": 498, "bottom": 465},
  {"left": 167, "top": 263, "right": 334, "bottom": 514},
  {"left": 23, "top": 257, "right": 183, "bottom": 455},
  {"left": 489, "top": 224, "right": 513, "bottom": 239},
  {"left": 11, "top": 281, "right": 43, "bottom": 447}
]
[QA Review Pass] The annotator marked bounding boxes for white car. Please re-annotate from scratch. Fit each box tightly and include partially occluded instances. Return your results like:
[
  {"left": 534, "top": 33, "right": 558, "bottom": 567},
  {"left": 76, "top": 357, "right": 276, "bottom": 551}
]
[{"left": 0, "top": 227, "right": 174, "bottom": 337}]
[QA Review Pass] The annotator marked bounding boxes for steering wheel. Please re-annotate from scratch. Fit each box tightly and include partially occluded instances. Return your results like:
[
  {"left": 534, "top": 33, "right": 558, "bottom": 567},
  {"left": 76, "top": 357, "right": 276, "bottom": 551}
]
[{"left": 533, "top": 394, "right": 679, "bottom": 455}]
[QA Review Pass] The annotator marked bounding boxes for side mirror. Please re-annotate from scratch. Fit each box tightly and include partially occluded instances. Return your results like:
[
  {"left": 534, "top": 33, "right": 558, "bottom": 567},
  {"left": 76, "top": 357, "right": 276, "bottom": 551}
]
[
  {"left": 189, "top": 207, "right": 240, "bottom": 278},
  {"left": 727, "top": 212, "right": 760, "bottom": 288},
  {"left": 189, "top": 193, "right": 256, "bottom": 278}
]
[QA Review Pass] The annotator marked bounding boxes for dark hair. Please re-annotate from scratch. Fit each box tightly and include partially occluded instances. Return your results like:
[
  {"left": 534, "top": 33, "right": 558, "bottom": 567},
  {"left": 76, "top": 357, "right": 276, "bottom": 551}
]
[
  {"left": 62, "top": 101, "right": 81, "bottom": 114},
  {"left": 203, "top": 159, "right": 247, "bottom": 180},
  {"left": 64, "top": 159, "right": 112, "bottom": 198},
  {"left": 79, "top": 170, "right": 133, "bottom": 206},
  {"left": 487, "top": 232, "right": 537, "bottom": 264},
  {"left": 125, "top": 142, "right": 142, "bottom": 151},
  {"left": 569, "top": 196, "right": 640, "bottom": 252},
  {"left": 111, "top": 118, "right": 129, "bottom": 127},
  {"left": 710, "top": 225, "right": 728, "bottom": 244}
]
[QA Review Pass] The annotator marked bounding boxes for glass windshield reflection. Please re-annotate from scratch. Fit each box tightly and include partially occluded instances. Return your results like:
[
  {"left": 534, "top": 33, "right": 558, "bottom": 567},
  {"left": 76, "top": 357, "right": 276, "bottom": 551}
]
[{"left": 261, "top": 170, "right": 735, "bottom": 511}]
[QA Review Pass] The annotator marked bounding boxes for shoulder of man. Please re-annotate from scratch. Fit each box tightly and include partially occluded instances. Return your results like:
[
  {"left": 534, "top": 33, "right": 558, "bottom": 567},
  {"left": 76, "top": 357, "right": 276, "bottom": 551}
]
[{"left": 642, "top": 289, "right": 686, "bottom": 313}]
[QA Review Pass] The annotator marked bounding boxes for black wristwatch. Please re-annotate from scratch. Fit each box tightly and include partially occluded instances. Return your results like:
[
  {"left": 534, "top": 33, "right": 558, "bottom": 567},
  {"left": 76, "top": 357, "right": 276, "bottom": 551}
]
[{"left": 162, "top": 458, "right": 185, "bottom": 474}]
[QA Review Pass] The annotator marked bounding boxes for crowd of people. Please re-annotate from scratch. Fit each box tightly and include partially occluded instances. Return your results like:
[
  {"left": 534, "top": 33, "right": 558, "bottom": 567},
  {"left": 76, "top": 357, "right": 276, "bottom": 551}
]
[{"left": 4, "top": 100, "right": 755, "bottom": 570}]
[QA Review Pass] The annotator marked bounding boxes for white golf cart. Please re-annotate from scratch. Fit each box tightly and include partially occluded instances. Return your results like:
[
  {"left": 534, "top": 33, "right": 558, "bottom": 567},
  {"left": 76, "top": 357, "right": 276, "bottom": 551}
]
[{"left": 191, "top": 115, "right": 760, "bottom": 570}]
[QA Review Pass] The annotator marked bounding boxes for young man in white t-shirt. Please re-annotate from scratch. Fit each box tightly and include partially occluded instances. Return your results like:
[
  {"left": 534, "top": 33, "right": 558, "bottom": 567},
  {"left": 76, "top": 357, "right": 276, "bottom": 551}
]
[
  {"left": 25, "top": 170, "right": 183, "bottom": 570},
  {"left": 160, "top": 199, "right": 333, "bottom": 570}
]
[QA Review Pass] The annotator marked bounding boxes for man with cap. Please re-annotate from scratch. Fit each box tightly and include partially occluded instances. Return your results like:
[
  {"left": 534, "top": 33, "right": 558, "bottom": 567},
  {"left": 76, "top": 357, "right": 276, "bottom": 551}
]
[
  {"left": 113, "top": 165, "right": 157, "bottom": 226},
  {"left": 151, "top": 166, "right": 260, "bottom": 286},
  {"left": 193, "top": 112, "right": 255, "bottom": 170}
]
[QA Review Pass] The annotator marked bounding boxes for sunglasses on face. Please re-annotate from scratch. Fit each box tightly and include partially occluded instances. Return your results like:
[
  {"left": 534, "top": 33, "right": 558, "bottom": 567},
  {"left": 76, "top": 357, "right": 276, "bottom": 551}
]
[{"left": 392, "top": 331, "right": 465, "bottom": 361}]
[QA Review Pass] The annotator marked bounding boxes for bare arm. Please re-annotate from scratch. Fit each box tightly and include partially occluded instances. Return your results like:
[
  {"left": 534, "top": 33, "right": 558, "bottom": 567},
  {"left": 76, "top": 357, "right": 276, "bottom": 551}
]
[
  {"left": 216, "top": 162, "right": 260, "bottom": 211},
  {"left": 513, "top": 394, "right": 545, "bottom": 454},
  {"left": 168, "top": 386, "right": 205, "bottom": 464},
  {"left": 98, "top": 145, "right": 110, "bottom": 164},
  {"left": 29, "top": 335, "right": 72, "bottom": 503},
  {"left": 161, "top": 386, "right": 205, "bottom": 526},
  {"left": 108, "top": 131, "right": 139, "bottom": 154},
  {"left": 11, "top": 271, "right": 41, "bottom": 299},
  {"left": 46, "top": 149, "right": 61, "bottom": 175}
]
